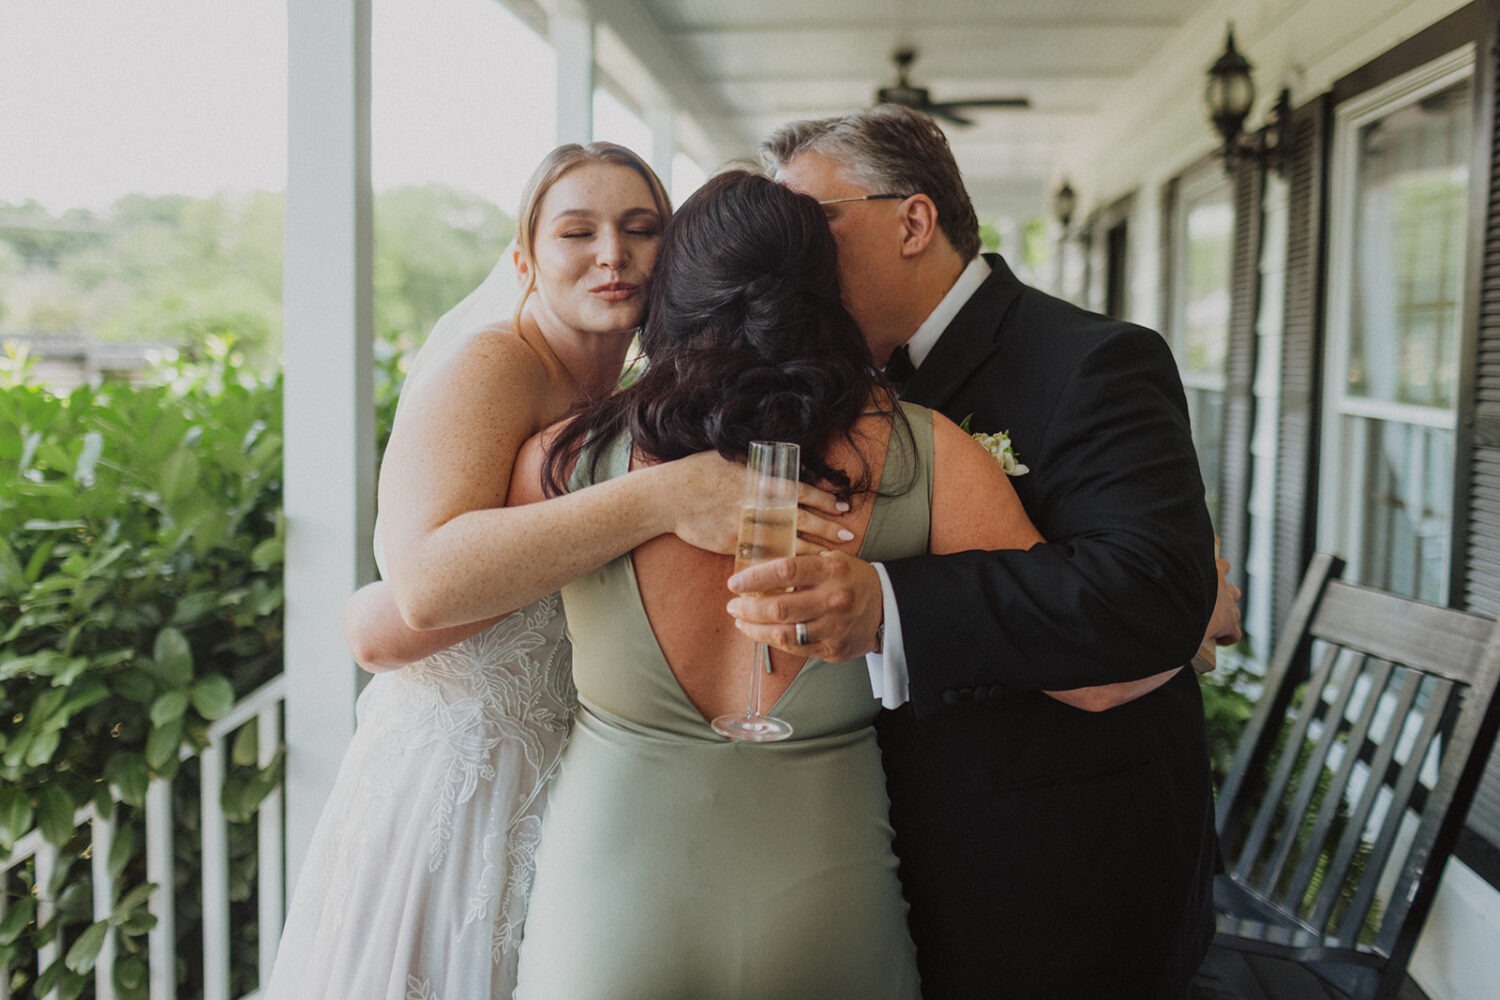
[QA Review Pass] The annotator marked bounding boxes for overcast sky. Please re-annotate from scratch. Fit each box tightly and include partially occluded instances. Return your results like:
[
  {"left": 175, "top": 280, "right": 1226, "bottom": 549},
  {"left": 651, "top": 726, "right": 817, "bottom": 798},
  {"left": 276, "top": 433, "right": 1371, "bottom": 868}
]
[{"left": 0, "top": 0, "right": 654, "bottom": 213}]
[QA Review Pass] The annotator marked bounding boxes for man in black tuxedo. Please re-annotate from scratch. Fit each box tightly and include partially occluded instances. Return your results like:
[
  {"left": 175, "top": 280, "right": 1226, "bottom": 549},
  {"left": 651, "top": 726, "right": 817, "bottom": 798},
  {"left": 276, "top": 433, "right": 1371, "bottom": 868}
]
[{"left": 730, "top": 105, "right": 1234, "bottom": 998}]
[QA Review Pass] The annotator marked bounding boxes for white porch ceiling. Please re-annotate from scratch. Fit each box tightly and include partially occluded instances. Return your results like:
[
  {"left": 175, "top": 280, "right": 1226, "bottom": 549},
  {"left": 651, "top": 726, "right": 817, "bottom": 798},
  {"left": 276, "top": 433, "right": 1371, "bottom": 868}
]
[{"left": 506, "top": 0, "right": 1209, "bottom": 219}]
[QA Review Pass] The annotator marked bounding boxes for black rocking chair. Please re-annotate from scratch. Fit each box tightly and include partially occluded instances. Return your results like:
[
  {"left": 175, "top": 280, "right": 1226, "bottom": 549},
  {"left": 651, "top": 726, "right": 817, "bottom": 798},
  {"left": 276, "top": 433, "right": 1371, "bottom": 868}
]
[{"left": 1193, "top": 553, "right": 1500, "bottom": 1000}]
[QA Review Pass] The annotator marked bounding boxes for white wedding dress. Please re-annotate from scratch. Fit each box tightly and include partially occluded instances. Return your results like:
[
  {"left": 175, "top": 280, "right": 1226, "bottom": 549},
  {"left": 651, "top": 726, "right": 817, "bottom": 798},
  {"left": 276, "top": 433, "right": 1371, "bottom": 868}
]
[
  {"left": 266, "top": 250, "right": 576, "bottom": 999},
  {"left": 264, "top": 596, "right": 575, "bottom": 1000}
]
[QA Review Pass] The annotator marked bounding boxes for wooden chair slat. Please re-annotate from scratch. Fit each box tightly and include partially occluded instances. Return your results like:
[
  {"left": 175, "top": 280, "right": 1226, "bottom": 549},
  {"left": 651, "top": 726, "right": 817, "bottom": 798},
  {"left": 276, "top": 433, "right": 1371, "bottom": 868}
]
[
  {"left": 1264, "top": 651, "right": 1375, "bottom": 908},
  {"left": 1306, "top": 668, "right": 1421, "bottom": 932},
  {"left": 1233, "top": 643, "right": 1341, "bottom": 887}
]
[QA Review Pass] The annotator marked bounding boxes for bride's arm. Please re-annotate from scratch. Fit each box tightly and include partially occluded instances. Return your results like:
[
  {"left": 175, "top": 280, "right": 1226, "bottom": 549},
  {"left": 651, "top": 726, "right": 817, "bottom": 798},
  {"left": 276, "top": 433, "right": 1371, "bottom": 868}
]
[
  {"left": 378, "top": 331, "right": 844, "bottom": 632},
  {"left": 343, "top": 581, "right": 503, "bottom": 672}
]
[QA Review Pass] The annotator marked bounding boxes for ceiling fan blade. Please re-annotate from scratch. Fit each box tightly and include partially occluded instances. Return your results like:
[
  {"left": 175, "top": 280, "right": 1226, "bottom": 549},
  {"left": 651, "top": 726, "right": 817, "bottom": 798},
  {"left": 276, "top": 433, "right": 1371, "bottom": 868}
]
[
  {"left": 930, "top": 107, "right": 975, "bottom": 127},
  {"left": 877, "top": 84, "right": 930, "bottom": 107},
  {"left": 935, "top": 96, "right": 1032, "bottom": 110}
]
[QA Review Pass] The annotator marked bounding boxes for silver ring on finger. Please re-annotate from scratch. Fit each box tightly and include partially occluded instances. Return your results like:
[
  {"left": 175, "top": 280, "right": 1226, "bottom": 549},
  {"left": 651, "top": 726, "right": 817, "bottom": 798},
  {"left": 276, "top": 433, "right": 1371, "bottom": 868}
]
[{"left": 795, "top": 621, "right": 810, "bottom": 646}]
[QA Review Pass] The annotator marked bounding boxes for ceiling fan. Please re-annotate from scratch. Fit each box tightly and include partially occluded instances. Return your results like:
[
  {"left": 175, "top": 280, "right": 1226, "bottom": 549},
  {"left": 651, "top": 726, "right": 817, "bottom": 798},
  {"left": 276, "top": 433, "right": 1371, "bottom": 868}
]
[{"left": 875, "top": 47, "right": 1030, "bottom": 126}]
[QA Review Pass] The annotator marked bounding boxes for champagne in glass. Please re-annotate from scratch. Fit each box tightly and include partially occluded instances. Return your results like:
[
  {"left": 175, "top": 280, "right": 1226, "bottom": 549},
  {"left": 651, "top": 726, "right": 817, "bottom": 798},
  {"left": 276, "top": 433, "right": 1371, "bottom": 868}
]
[{"left": 713, "top": 441, "right": 799, "bottom": 742}]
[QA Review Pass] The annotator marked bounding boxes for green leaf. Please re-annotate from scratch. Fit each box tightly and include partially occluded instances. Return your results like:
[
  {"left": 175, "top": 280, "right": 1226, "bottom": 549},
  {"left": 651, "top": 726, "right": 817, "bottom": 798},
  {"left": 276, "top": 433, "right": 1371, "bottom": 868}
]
[
  {"left": 56, "top": 680, "right": 110, "bottom": 719},
  {"left": 35, "top": 785, "right": 77, "bottom": 847},
  {"left": 170, "top": 590, "right": 221, "bottom": 626},
  {"left": 22, "top": 535, "right": 56, "bottom": 583},
  {"left": 118, "top": 908, "right": 157, "bottom": 934},
  {"left": 2, "top": 731, "right": 33, "bottom": 770},
  {"left": 48, "top": 654, "right": 94, "bottom": 689},
  {"left": 230, "top": 722, "right": 259, "bottom": 766},
  {"left": 148, "top": 690, "right": 189, "bottom": 727},
  {"left": 63, "top": 921, "right": 108, "bottom": 974},
  {"left": 0, "top": 650, "right": 70, "bottom": 681},
  {"left": 158, "top": 447, "right": 200, "bottom": 505},
  {"left": 0, "top": 896, "right": 35, "bottom": 945},
  {"left": 190, "top": 675, "right": 235, "bottom": 720},
  {"left": 114, "top": 955, "right": 148, "bottom": 994},
  {"left": 149, "top": 627, "right": 193, "bottom": 686},
  {"left": 110, "top": 884, "right": 154, "bottom": 923},
  {"left": 144, "top": 717, "right": 183, "bottom": 771},
  {"left": 250, "top": 536, "right": 283, "bottom": 569},
  {"left": 0, "top": 537, "right": 25, "bottom": 595},
  {"left": 35, "top": 956, "right": 66, "bottom": 996},
  {"left": 111, "top": 668, "right": 157, "bottom": 704},
  {"left": 239, "top": 748, "right": 285, "bottom": 814},
  {"left": 105, "top": 754, "right": 150, "bottom": 808},
  {"left": 107, "top": 822, "right": 136, "bottom": 881},
  {"left": 0, "top": 787, "right": 34, "bottom": 849},
  {"left": 25, "top": 729, "right": 61, "bottom": 767}
]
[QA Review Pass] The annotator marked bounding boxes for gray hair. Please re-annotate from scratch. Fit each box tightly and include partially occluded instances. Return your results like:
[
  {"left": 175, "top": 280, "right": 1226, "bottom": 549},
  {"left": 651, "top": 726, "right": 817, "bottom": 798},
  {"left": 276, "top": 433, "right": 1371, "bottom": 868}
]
[{"left": 758, "top": 105, "right": 981, "bottom": 259}]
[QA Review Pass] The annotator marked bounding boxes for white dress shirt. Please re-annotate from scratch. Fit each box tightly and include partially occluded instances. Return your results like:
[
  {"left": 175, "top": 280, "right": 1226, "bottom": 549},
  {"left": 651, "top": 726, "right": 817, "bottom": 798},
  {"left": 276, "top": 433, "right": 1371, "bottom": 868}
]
[{"left": 865, "top": 255, "right": 992, "bottom": 707}]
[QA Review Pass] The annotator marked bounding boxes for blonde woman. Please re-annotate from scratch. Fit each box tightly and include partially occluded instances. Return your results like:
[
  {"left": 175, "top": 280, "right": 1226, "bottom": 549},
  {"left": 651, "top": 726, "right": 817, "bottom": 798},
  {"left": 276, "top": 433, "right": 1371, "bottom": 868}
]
[{"left": 266, "top": 144, "right": 842, "bottom": 999}]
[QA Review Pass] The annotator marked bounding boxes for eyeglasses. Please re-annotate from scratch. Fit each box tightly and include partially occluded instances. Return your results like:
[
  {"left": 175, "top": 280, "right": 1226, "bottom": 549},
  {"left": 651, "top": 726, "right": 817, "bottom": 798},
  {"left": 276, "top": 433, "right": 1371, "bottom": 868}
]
[{"left": 816, "top": 193, "right": 912, "bottom": 206}]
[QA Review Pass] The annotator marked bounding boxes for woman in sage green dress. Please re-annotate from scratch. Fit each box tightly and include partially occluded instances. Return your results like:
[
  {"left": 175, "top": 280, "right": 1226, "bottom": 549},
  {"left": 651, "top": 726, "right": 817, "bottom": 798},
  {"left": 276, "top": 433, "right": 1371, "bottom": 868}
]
[{"left": 506, "top": 171, "right": 1045, "bottom": 998}]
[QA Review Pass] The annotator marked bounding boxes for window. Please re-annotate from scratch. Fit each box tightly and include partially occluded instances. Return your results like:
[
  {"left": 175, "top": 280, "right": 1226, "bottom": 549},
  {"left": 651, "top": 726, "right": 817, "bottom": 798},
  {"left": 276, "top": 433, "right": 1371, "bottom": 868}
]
[
  {"left": 1167, "top": 166, "right": 1236, "bottom": 525},
  {"left": 1319, "top": 49, "right": 1474, "bottom": 602}
]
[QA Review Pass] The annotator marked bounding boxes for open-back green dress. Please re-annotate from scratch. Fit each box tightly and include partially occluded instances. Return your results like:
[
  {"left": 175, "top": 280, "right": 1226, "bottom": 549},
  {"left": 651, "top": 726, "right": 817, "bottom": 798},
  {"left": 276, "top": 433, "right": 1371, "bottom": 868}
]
[{"left": 513, "top": 404, "right": 932, "bottom": 999}]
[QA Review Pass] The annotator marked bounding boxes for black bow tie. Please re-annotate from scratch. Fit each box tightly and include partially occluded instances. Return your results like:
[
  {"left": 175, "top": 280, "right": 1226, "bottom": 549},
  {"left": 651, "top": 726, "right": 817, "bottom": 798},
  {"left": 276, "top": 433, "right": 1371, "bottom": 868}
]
[{"left": 884, "top": 344, "right": 916, "bottom": 395}]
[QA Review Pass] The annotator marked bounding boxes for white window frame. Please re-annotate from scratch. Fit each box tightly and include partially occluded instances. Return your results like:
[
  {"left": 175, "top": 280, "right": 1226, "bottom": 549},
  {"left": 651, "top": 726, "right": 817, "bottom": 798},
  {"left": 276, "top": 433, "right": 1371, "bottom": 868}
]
[
  {"left": 1318, "top": 44, "right": 1475, "bottom": 599},
  {"left": 1169, "top": 163, "right": 1235, "bottom": 400}
]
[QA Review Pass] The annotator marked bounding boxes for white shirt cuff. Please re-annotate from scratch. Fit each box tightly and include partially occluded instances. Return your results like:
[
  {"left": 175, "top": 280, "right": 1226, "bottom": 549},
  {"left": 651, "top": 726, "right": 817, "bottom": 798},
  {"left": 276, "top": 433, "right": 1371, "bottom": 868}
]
[{"left": 864, "top": 562, "right": 911, "bottom": 709}]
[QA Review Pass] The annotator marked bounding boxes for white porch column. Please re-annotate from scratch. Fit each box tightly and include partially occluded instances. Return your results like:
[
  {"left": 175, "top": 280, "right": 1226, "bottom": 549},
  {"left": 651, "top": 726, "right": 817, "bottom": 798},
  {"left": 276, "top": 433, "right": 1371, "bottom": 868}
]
[
  {"left": 647, "top": 105, "right": 675, "bottom": 195},
  {"left": 283, "top": 0, "right": 376, "bottom": 890},
  {"left": 551, "top": 4, "right": 595, "bottom": 145}
]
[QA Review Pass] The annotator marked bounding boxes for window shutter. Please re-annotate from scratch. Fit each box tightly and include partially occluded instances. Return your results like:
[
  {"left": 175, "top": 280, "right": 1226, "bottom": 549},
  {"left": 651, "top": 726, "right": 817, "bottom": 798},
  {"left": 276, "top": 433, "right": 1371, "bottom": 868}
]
[
  {"left": 1219, "top": 160, "right": 1265, "bottom": 592},
  {"left": 1455, "top": 15, "right": 1500, "bottom": 879},
  {"left": 1272, "top": 95, "right": 1331, "bottom": 640}
]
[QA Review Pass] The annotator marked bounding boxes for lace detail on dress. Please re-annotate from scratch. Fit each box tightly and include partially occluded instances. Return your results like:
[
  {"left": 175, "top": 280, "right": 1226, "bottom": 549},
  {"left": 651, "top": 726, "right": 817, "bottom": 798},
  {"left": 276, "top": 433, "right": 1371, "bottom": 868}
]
[
  {"left": 267, "top": 594, "right": 574, "bottom": 1000},
  {"left": 389, "top": 593, "right": 575, "bottom": 870}
]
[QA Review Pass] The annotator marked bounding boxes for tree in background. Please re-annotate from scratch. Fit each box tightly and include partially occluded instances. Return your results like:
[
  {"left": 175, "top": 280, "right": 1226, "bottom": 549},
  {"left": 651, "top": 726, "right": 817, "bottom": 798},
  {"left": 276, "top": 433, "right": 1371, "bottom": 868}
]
[{"left": 0, "top": 186, "right": 515, "bottom": 369}]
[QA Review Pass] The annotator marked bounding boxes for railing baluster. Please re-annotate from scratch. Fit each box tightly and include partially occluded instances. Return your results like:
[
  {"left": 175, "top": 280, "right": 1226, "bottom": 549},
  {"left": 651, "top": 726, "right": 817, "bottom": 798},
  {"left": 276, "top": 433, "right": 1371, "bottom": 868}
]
[
  {"left": 201, "top": 740, "right": 230, "bottom": 1000},
  {"left": 92, "top": 806, "right": 118, "bottom": 1000},
  {"left": 146, "top": 779, "right": 175, "bottom": 1000},
  {"left": 258, "top": 704, "right": 285, "bottom": 988},
  {"left": 35, "top": 841, "right": 58, "bottom": 1000},
  {"left": 0, "top": 677, "right": 287, "bottom": 1000}
]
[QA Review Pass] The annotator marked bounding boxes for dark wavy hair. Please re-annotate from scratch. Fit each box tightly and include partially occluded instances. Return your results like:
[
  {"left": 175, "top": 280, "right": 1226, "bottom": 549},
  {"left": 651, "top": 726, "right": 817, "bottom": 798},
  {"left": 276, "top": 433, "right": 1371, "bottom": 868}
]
[{"left": 543, "top": 169, "right": 895, "bottom": 497}]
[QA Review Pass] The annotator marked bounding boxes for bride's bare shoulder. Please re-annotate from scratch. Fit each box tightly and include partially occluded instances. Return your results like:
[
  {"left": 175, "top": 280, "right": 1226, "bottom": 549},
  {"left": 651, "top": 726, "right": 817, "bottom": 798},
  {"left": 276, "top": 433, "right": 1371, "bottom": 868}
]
[
  {"left": 410, "top": 321, "right": 550, "bottom": 394},
  {"left": 392, "top": 322, "right": 559, "bottom": 441}
]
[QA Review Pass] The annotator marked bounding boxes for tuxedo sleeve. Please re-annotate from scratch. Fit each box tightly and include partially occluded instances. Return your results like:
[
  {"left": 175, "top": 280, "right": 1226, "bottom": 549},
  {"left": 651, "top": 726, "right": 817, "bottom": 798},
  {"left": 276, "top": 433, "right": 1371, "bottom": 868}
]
[{"left": 882, "top": 325, "right": 1216, "bottom": 718}]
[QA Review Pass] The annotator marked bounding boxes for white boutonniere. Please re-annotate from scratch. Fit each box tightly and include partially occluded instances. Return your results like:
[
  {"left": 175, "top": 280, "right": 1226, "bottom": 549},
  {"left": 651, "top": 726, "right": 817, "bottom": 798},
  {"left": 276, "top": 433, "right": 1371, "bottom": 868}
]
[{"left": 959, "top": 414, "right": 1029, "bottom": 477}]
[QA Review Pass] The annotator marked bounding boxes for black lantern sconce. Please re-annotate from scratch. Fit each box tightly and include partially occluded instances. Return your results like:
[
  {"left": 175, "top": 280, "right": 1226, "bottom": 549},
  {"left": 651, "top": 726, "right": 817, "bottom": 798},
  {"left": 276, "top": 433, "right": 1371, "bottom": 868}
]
[
  {"left": 1205, "top": 25, "right": 1290, "bottom": 173},
  {"left": 1052, "top": 180, "right": 1077, "bottom": 232}
]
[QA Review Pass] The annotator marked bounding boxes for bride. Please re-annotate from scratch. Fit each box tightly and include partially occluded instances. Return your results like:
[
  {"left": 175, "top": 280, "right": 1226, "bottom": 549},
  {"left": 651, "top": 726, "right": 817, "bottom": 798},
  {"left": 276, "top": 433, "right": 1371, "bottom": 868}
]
[{"left": 264, "top": 144, "right": 844, "bottom": 999}]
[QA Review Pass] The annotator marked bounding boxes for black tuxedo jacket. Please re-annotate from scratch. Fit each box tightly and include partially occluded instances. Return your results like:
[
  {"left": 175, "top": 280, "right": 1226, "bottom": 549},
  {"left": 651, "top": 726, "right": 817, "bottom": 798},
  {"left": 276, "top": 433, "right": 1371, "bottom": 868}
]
[{"left": 879, "top": 254, "right": 1219, "bottom": 999}]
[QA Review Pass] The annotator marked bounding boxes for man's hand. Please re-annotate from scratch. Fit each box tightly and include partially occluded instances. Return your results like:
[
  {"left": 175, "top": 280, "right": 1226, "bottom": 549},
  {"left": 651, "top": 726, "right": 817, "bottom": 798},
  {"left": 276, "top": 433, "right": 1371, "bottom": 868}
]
[
  {"left": 1206, "top": 556, "right": 1243, "bottom": 647},
  {"left": 662, "top": 451, "right": 851, "bottom": 556},
  {"left": 726, "top": 550, "right": 884, "bottom": 662}
]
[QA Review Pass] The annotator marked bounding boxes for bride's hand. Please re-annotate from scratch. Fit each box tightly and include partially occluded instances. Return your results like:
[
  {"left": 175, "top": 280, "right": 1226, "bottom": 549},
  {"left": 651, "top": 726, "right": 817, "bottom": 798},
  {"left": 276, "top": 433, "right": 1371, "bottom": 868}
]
[{"left": 661, "top": 450, "right": 851, "bottom": 556}]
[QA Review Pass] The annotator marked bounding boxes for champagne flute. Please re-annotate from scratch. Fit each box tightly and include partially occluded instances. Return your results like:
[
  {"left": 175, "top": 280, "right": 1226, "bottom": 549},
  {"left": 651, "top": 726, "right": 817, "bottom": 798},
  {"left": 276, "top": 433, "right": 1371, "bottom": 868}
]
[{"left": 712, "top": 441, "right": 799, "bottom": 742}]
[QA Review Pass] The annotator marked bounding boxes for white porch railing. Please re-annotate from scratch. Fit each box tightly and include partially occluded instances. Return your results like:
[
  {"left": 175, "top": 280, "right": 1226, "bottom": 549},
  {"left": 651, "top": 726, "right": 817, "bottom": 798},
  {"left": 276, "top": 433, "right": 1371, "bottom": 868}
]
[{"left": 1, "top": 674, "right": 286, "bottom": 1000}]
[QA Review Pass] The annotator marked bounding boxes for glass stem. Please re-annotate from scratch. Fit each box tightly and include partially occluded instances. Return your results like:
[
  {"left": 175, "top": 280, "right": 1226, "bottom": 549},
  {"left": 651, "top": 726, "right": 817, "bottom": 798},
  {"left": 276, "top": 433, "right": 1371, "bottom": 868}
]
[{"left": 746, "top": 642, "right": 768, "bottom": 717}]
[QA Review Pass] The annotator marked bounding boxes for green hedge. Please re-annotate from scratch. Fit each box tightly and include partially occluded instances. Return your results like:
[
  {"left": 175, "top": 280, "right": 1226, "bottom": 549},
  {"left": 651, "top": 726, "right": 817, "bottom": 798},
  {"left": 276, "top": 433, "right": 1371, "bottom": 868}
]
[{"left": 1, "top": 338, "right": 288, "bottom": 998}]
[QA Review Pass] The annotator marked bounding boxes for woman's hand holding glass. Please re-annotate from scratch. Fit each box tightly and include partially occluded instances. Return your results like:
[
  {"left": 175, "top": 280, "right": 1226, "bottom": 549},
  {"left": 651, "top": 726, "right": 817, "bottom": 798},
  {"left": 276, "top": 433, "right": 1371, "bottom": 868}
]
[{"left": 663, "top": 448, "right": 851, "bottom": 556}]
